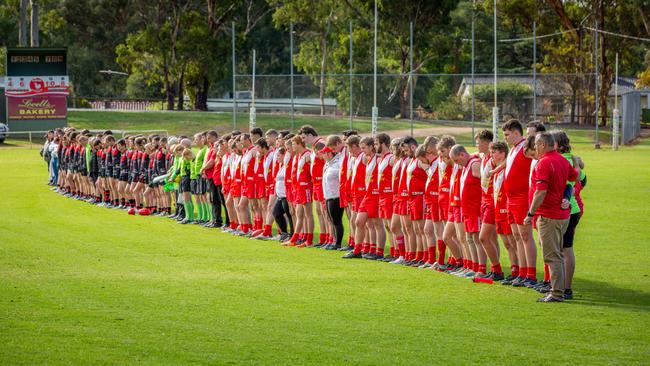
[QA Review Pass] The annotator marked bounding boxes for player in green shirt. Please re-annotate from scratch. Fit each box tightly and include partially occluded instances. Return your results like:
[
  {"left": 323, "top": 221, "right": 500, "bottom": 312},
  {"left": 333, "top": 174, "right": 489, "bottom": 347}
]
[
  {"left": 192, "top": 132, "right": 211, "bottom": 224},
  {"left": 179, "top": 148, "right": 196, "bottom": 224}
]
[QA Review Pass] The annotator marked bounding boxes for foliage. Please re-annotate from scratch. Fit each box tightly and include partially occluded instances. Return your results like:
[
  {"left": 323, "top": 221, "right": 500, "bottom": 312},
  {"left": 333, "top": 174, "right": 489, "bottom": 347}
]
[{"left": 473, "top": 81, "right": 533, "bottom": 102}]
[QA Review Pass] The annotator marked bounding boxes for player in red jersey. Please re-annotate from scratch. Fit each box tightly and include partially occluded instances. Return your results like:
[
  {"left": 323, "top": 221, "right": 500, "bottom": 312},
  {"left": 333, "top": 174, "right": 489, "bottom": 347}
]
[
  {"left": 490, "top": 141, "right": 518, "bottom": 281},
  {"left": 254, "top": 129, "right": 280, "bottom": 239},
  {"left": 501, "top": 119, "right": 537, "bottom": 287},
  {"left": 342, "top": 136, "right": 369, "bottom": 258},
  {"left": 384, "top": 137, "right": 404, "bottom": 262},
  {"left": 229, "top": 137, "right": 245, "bottom": 233},
  {"left": 345, "top": 135, "right": 363, "bottom": 252},
  {"left": 359, "top": 136, "right": 381, "bottom": 259},
  {"left": 248, "top": 128, "right": 266, "bottom": 233},
  {"left": 421, "top": 136, "right": 444, "bottom": 268},
  {"left": 235, "top": 133, "right": 255, "bottom": 235},
  {"left": 474, "top": 130, "right": 505, "bottom": 280},
  {"left": 291, "top": 136, "right": 314, "bottom": 248},
  {"left": 299, "top": 126, "right": 331, "bottom": 246},
  {"left": 407, "top": 144, "right": 430, "bottom": 266},
  {"left": 251, "top": 137, "right": 271, "bottom": 237},
  {"left": 374, "top": 133, "right": 395, "bottom": 261},
  {"left": 450, "top": 144, "right": 484, "bottom": 277},
  {"left": 389, "top": 138, "right": 413, "bottom": 264}
]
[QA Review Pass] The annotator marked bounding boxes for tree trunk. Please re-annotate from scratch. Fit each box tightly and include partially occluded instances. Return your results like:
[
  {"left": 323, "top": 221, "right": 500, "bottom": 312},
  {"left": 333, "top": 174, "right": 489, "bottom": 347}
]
[
  {"left": 194, "top": 76, "right": 209, "bottom": 111},
  {"left": 177, "top": 68, "right": 185, "bottom": 111},
  {"left": 19, "top": 0, "right": 28, "bottom": 46},
  {"left": 30, "top": 0, "right": 39, "bottom": 46},
  {"left": 399, "top": 51, "right": 409, "bottom": 119},
  {"left": 319, "top": 33, "right": 328, "bottom": 116}
]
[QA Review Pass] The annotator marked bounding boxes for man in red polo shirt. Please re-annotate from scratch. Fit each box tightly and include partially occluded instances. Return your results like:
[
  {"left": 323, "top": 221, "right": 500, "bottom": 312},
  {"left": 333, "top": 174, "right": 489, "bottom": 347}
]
[
  {"left": 502, "top": 119, "right": 537, "bottom": 288},
  {"left": 525, "top": 132, "right": 578, "bottom": 302}
]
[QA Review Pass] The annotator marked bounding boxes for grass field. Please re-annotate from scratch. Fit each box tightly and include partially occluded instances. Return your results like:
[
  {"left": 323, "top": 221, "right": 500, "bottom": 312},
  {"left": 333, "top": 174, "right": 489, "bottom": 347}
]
[
  {"left": 68, "top": 110, "right": 432, "bottom": 137},
  {"left": 1, "top": 136, "right": 649, "bottom": 365}
]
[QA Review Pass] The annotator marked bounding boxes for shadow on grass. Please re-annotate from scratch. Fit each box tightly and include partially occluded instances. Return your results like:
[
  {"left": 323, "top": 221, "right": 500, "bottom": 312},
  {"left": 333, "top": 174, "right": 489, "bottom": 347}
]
[{"left": 570, "top": 277, "right": 650, "bottom": 311}]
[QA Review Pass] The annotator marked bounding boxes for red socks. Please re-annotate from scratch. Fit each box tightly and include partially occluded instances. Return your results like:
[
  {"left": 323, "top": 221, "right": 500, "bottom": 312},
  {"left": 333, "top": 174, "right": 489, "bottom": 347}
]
[
  {"left": 436, "top": 240, "right": 446, "bottom": 265},
  {"left": 511, "top": 265, "right": 520, "bottom": 278},
  {"left": 478, "top": 264, "right": 487, "bottom": 274},
  {"left": 263, "top": 224, "right": 272, "bottom": 237},
  {"left": 377, "top": 247, "right": 384, "bottom": 257},
  {"left": 389, "top": 247, "right": 395, "bottom": 257},
  {"left": 526, "top": 266, "right": 537, "bottom": 281},
  {"left": 543, "top": 264, "right": 551, "bottom": 282},
  {"left": 427, "top": 247, "right": 436, "bottom": 264},
  {"left": 491, "top": 263, "right": 503, "bottom": 275}
]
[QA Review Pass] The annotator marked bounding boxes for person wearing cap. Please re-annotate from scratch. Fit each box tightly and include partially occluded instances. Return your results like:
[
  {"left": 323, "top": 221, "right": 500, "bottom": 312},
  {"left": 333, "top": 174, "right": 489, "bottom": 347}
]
[{"left": 321, "top": 145, "right": 344, "bottom": 250}]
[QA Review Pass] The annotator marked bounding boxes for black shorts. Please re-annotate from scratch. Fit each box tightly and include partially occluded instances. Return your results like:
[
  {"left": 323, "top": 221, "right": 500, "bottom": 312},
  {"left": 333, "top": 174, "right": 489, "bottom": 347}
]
[
  {"left": 90, "top": 174, "right": 98, "bottom": 183},
  {"left": 194, "top": 178, "right": 208, "bottom": 195},
  {"left": 190, "top": 179, "right": 198, "bottom": 194},
  {"left": 180, "top": 176, "right": 191, "bottom": 193},
  {"left": 119, "top": 174, "right": 129, "bottom": 182},
  {"left": 563, "top": 212, "right": 581, "bottom": 248},
  {"left": 80, "top": 167, "right": 88, "bottom": 176}
]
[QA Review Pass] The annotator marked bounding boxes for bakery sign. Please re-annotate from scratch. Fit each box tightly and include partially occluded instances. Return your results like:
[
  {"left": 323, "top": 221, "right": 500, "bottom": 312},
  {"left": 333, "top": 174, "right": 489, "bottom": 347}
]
[
  {"left": 7, "top": 95, "right": 67, "bottom": 120},
  {"left": 5, "top": 76, "right": 70, "bottom": 97}
]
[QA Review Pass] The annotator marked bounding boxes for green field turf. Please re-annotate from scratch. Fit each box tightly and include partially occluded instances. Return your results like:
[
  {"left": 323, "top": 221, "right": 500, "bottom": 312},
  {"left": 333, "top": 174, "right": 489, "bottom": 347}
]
[
  {"left": 1, "top": 139, "right": 649, "bottom": 365},
  {"left": 68, "top": 110, "right": 432, "bottom": 137}
]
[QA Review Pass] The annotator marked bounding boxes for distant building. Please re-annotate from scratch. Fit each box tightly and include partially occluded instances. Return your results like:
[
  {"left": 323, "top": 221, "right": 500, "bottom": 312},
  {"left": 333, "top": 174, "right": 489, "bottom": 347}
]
[{"left": 456, "top": 75, "right": 649, "bottom": 123}]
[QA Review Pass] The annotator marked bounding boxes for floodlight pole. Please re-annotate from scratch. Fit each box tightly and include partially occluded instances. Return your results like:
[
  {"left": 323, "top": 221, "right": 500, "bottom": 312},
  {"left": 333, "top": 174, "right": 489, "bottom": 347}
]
[
  {"left": 250, "top": 49, "right": 256, "bottom": 130},
  {"left": 409, "top": 21, "right": 414, "bottom": 137},
  {"left": 613, "top": 52, "right": 619, "bottom": 150},
  {"left": 594, "top": 20, "right": 600, "bottom": 149},
  {"left": 349, "top": 21, "right": 353, "bottom": 130},
  {"left": 471, "top": 3, "right": 475, "bottom": 143},
  {"left": 371, "top": 0, "right": 378, "bottom": 136},
  {"left": 492, "top": 0, "right": 498, "bottom": 141},
  {"left": 290, "top": 22, "right": 295, "bottom": 131},
  {"left": 533, "top": 21, "right": 537, "bottom": 121},
  {"left": 232, "top": 21, "right": 237, "bottom": 130}
]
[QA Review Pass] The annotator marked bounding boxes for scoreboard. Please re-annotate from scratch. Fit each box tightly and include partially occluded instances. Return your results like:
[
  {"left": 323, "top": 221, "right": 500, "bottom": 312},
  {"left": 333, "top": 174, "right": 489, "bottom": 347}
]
[{"left": 4, "top": 48, "right": 69, "bottom": 131}]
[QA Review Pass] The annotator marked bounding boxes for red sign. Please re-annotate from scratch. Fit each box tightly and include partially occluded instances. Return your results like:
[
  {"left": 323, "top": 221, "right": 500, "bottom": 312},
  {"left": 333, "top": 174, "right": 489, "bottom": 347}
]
[
  {"left": 5, "top": 76, "right": 70, "bottom": 97},
  {"left": 7, "top": 95, "right": 68, "bottom": 120}
]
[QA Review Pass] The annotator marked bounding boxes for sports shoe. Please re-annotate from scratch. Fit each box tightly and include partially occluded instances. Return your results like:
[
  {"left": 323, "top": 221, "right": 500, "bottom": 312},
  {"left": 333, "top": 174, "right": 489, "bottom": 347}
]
[
  {"left": 521, "top": 278, "right": 538, "bottom": 288},
  {"left": 463, "top": 270, "right": 476, "bottom": 278},
  {"left": 342, "top": 251, "right": 362, "bottom": 259},
  {"left": 537, "top": 294, "right": 564, "bottom": 303},
  {"left": 510, "top": 277, "right": 527, "bottom": 287},
  {"left": 485, "top": 272, "right": 505, "bottom": 281},
  {"left": 255, "top": 235, "right": 272, "bottom": 241},
  {"left": 501, "top": 275, "right": 517, "bottom": 285},
  {"left": 339, "top": 245, "right": 354, "bottom": 252},
  {"left": 362, "top": 253, "right": 376, "bottom": 260},
  {"left": 563, "top": 289, "right": 573, "bottom": 300},
  {"left": 537, "top": 282, "right": 551, "bottom": 294},
  {"left": 390, "top": 256, "right": 406, "bottom": 265}
]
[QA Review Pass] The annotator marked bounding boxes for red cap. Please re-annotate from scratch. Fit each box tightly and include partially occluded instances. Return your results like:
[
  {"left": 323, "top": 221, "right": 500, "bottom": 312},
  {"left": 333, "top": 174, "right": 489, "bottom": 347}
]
[{"left": 319, "top": 146, "right": 333, "bottom": 154}]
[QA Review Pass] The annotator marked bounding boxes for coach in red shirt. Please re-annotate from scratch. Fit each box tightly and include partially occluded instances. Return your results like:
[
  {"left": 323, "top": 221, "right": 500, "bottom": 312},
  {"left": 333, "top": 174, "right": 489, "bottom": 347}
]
[{"left": 525, "top": 132, "right": 578, "bottom": 303}]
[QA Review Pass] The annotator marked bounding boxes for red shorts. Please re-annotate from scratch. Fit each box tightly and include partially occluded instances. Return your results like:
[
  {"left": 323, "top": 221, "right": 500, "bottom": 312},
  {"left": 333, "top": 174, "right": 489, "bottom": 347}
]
[
  {"left": 286, "top": 183, "right": 294, "bottom": 203},
  {"left": 352, "top": 195, "right": 364, "bottom": 212},
  {"left": 265, "top": 182, "right": 275, "bottom": 197},
  {"left": 507, "top": 202, "right": 529, "bottom": 225},
  {"left": 255, "top": 180, "right": 266, "bottom": 199},
  {"left": 425, "top": 197, "right": 440, "bottom": 222},
  {"left": 242, "top": 179, "right": 256, "bottom": 198},
  {"left": 463, "top": 215, "right": 481, "bottom": 233},
  {"left": 480, "top": 201, "right": 496, "bottom": 225},
  {"left": 294, "top": 186, "right": 312, "bottom": 205},
  {"left": 222, "top": 181, "right": 231, "bottom": 195},
  {"left": 438, "top": 193, "right": 450, "bottom": 221},
  {"left": 230, "top": 181, "right": 242, "bottom": 198},
  {"left": 408, "top": 194, "right": 425, "bottom": 221},
  {"left": 496, "top": 219, "right": 512, "bottom": 235},
  {"left": 312, "top": 184, "right": 325, "bottom": 202},
  {"left": 394, "top": 199, "right": 408, "bottom": 216},
  {"left": 379, "top": 195, "right": 393, "bottom": 219},
  {"left": 448, "top": 206, "right": 462, "bottom": 223},
  {"left": 360, "top": 195, "right": 380, "bottom": 218}
]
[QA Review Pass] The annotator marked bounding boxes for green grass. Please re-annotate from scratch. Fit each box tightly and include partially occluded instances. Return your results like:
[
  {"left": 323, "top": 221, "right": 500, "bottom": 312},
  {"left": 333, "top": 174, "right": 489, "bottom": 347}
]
[
  {"left": 1, "top": 140, "right": 649, "bottom": 365},
  {"left": 68, "top": 110, "right": 431, "bottom": 137}
]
